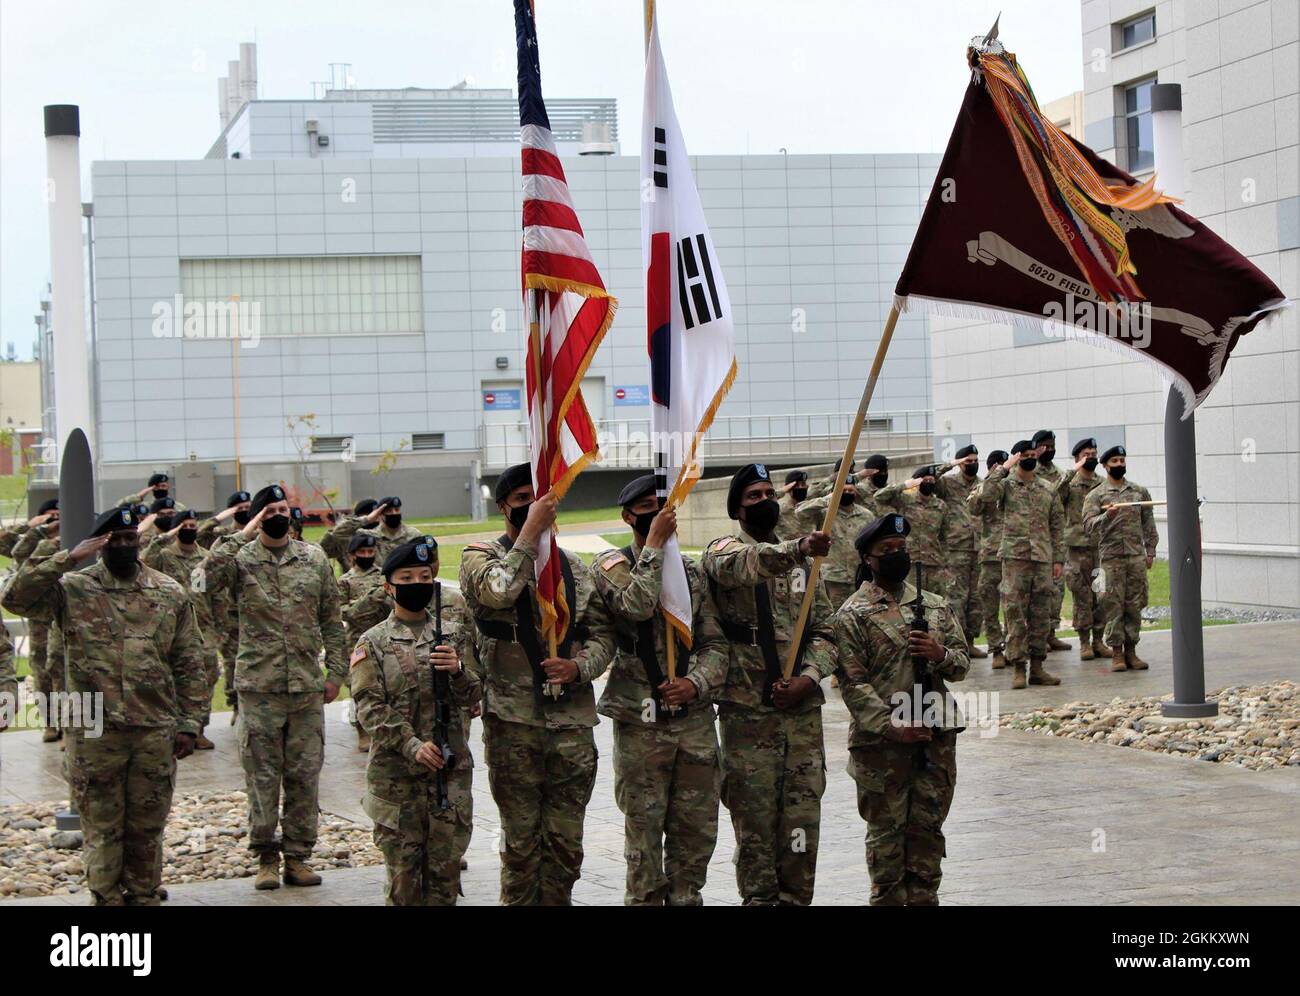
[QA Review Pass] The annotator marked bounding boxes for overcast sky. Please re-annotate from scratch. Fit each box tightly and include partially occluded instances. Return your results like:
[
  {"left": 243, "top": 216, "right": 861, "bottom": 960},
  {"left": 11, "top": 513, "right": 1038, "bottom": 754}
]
[{"left": 0, "top": 0, "right": 1083, "bottom": 358}]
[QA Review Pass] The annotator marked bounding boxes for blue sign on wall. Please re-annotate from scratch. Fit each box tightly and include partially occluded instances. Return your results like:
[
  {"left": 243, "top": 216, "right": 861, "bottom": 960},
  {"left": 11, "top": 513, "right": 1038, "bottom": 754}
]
[
  {"left": 613, "top": 384, "right": 650, "bottom": 407},
  {"left": 482, "top": 389, "right": 521, "bottom": 411}
]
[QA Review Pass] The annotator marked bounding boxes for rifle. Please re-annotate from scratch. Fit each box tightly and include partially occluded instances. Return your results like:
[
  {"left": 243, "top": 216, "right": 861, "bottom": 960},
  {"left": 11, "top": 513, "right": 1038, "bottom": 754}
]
[
  {"left": 431, "top": 582, "right": 456, "bottom": 811},
  {"left": 908, "top": 561, "right": 933, "bottom": 770}
]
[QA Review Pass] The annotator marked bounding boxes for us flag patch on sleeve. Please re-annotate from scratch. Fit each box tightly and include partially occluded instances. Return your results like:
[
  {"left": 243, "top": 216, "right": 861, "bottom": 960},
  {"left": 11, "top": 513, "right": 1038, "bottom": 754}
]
[{"left": 350, "top": 643, "right": 369, "bottom": 668}]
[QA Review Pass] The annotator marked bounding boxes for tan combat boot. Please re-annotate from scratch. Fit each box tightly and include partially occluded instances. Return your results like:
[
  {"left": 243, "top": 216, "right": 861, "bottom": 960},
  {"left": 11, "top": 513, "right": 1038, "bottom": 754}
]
[
  {"left": 1125, "top": 642, "right": 1148, "bottom": 670},
  {"left": 1110, "top": 646, "right": 1127, "bottom": 672},
  {"left": 194, "top": 731, "right": 215, "bottom": 750},
  {"left": 255, "top": 853, "right": 281, "bottom": 891},
  {"left": 42, "top": 727, "right": 60, "bottom": 743},
  {"left": 1092, "top": 629, "right": 1108, "bottom": 658},
  {"left": 284, "top": 858, "right": 322, "bottom": 887},
  {"left": 968, "top": 642, "right": 989, "bottom": 659},
  {"left": 991, "top": 649, "right": 1007, "bottom": 670},
  {"left": 1028, "top": 658, "right": 1060, "bottom": 685},
  {"left": 1077, "top": 631, "right": 1095, "bottom": 660},
  {"left": 1011, "top": 662, "right": 1027, "bottom": 689},
  {"left": 1047, "top": 633, "right": 1071, "bottom": 651},
  {"left": 356, "top": 728, "right": 372, "bottom": 753}
]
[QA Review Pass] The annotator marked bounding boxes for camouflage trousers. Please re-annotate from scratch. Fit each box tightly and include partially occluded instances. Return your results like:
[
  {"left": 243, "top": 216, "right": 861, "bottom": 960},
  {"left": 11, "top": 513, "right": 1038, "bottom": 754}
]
[
  {"left": 1001, "top": 559, "right": 1053, "bottom": 663},
  {"left": 67, "top": 725, "right": 176, "bottom": 906},
  {"left": 848, "top": 730, "right": 957, "bottom": 906},
  {"left": 235, "top": 691, "right": 324, "bottom": 859},
  {"left": 199, "top": 644, "right": 219, "bottom": 730},
  {"left": 483, "top": 714, "right": 598, "bottom": 906},
  {"left": 367, "top": 765, "right": 473, "bottom": 906},
  {"left": 977, "top": 560, "right": 1004, "bottom": 650},
  {"left": 612, "top": 709, "right": 720, "bottom": 906},
  {"left": 917, "top": 562, "right": 948, "bottom": 599},
  {"left": 1049, "top": 561, "right": 1066, "bottom": 633},
  {"left": 1064, "top": 546, "right": 1102, "bottom": 632},
  {"left": 1099, "top": 554, "right": 1148, "bottom": 647},
  {"left": 720, "top": 706, "right": 826, "bottom": 906},
  {"left": 945, "top": 552, "right": 981, "bottom": 649},
  {"left": 27, "top": 622, "right": 60, "bottom": 726}
]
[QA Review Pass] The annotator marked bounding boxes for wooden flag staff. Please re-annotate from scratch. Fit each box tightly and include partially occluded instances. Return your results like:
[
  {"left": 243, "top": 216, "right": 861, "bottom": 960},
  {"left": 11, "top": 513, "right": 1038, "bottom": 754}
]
[
  {"left": 782, "top": 304, "right": 901, "bottom": 679},
  {"left": 529, "top": 286, "right": 561, "bottom": 663}
]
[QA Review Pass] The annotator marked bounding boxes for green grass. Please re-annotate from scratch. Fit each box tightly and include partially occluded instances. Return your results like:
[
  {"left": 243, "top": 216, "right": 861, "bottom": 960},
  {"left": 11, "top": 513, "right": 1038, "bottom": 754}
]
[{"left": 0, "top": 474, "right": 28, "bottom": 504}]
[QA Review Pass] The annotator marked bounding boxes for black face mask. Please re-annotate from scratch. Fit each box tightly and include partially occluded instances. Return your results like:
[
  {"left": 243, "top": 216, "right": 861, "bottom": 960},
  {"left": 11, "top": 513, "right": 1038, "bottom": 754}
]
[
  {"left": 261, "top": 514, "right": 290, "bottom": 539},
  {"left": 155, "top": 516, "right": 174, "bottom": 532},
  {"left": 631, "top": 510, "right": 658, "bottom": 538},
  {"left": 233, "top": 510, "right": 250, "bottom": 526},
  {"left": 392, "top": 582, "right": 434, "bottom": 612},
  {"left": 842, "top": 490, "right": 857, "bottom": 507},
  {"left": 1083, "top": 457, "right": 1098, "bottom": 472},
  {"left": 355, "top": 556, "right": 375, "bottom": 572},
  {"left": 741, "top": 498, "right": 781, "bottom": 536},
  {"left": 152, "top": 488, "right": 169, "bottom": 501},
  {"left": 1040, "top": 449, "right": 1055, "bottom": 463},
  {"left": 1018, "top": 457, "right": 1038, "bottom": 473},
  {"left": 918, "top": 482, "right": 936, "bottom": 497},
  {"left": 962, "top": 463, "right": 978, "bottom": 477},
  {"left": 1108, "top": 464, "right": 1127, "bottom": 480},
  {"left": 791, "top": 487, "right": 808, "bottom": 503},
  {"left": 508, "top": 503, "right": 531, "bottom": 530},
  {"left": 871, "top": 549, "right": 912, "bottom": 586},
  {"left": 178, "top": 528, "right": 198, "bottom": 545},
  {"left": 383, "top": 514, "right": 402, "bottom": 529},
  {"left": 870, "top": 472, "right": 888, "bottom": 489},
  {"left": 104, "top": 543, "right": 139, "bottom": 577}
]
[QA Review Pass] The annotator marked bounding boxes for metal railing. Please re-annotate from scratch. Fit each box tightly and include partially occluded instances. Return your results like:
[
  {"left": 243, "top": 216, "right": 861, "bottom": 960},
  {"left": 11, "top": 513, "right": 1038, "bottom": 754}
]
[{"left": 478, "top": 410, "right": 934, "bottom": 472}]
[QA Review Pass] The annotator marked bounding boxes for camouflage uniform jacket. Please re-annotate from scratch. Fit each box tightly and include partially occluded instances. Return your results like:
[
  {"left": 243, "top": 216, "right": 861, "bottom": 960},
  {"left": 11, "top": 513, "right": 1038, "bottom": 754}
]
[
  {"left": 975, "top": 466, "right": 1065, "bottom": 564},
  {"left": 937, "top": 469, "right": 980, "bottom": 553},
  {"left": 1034, "top": 461, "right": 1065, "bottom": 503},
  {"left": 1057, "top": 469, "right": 1104, "bottom": 549},
  {"left": 205, "top": 532, "right": 347, "bottom": 692},
  {"left": 591, "top": 541, "right": 728, "bottom": 723},
  {"left": 774, "top": 493, "right": 803, "bottom": 541},
  {"left": 0, "top": 524, "right": 30, "bottom": 559},
  {"left": 701, "top": 530, "right": 836, "bottom": 714},
  {"left": 1082, "top": 478, "right": 1158, "bottom": 559},
  {"left": 872, "top": 482, "right": 949, "bottom": 568},
  {"left": 196, "top": 517, "right": 237, "bottom": 551},
  {"left": 118, "top": 493, "right": 187, "bottom": 512},
  {"left": 793, "top": 496, "right": 874, "bottom": 589},
  {"left": 967, "top": 478, "right": 1006, "bottom": 562},
  {"left": 10, "top": 524, "right": 55, "bottom": 566},
  {"left": 459, "top": 534, "right": 614, "bottom": 730},
  {"left": 345, "top": 583, "right": 478, "bottom": 676},
  {"left": 338, "top": 565, "right": 386, "bottom": 652},
  {"left": 326, "top": 516, "right": 425, "bottom": 565},
  {"left": 0, "top": 613, "right": 15, "bottom": 704},
  {"left": 833, "top": 580, "right": 970, "bottom": 747},
  {"left": 2, "top": 550, "right": 207, "bottom": 734},
  {"left": 142, "top": 537, "right": 216, "bottom": 647},
  {"left": 351, "top": 606, "right": 482, "bottom": 813}
]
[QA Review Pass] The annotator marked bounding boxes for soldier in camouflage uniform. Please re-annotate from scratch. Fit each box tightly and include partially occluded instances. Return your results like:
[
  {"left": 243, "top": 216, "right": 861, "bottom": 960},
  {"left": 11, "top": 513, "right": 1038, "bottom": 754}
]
[
  {"left": 975, "top": 442, "right": 1065, "bottom": 689},
  {"left": 196, "top": 491, "right": 250, "bottom": 718},
  {"left": 10, "top": 503, "right": 62, "bottom": 741},
  {"left": 1031, "top": 431, "right": 1071, "bottom": 652},
  {"left": 338, "top": 533, "right": 384, "bottom": 752},
  {"left": 196, "top": 490, "right": 251, "bottom": 550},
  {"left": 793, "top": 476, "right": 873, "bottom": 610},
  {"left": 774, "top": 469, "right": 809, "bottom": 540},
  {"left": 968, "top": 450, "right": 1009, "bottom": 669},
  {"left": 118, "top": 472, "right": 187, "bottom": 512},
  {"left": 323, "top": 496, "right": 423, "bottom": 565},
  {"left": 204, "top": 484, "right": 347, "bottom": 890},
  {"left": 351, "top": 539, "right": 480, "bottom": 905},
  {"left": 142, "top": 510, "right": 219, "bottom": 749},
  {"left": 459, "top": 463, "right": 615, "bottom": 906},
  {"left": 0, "top": 612, "right": 16, "bottom": 732},
  {"left": 1082, "top": 446, "right": 1159, "bottom": 672},
  {"left": 874, "top": 464, "right": 957, "bottom": 597},
  {"left": 703, "top": 463, "right": 836, "bottom": 906},
  {"left": 1058, "top": 438, "right": 1107, "bottom": 661},
  {"left": 593, "top": 475, "right": 728, "bottom": 906},
  {"left": 3, "top": 506, "right": 207, "bottom": 906},
  {"left": 320, "top": 498, "right": 378, "bottom": 572},
  {"left": 937, "top": 445, "right": 986, "bottom": 658},
  {"left": 835, "top": 513, "right": 970, "bottom": 906}
]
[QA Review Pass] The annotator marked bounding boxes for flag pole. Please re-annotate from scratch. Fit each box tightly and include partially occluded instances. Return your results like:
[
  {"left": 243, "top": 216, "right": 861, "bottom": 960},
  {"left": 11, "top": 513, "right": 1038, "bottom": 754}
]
[
  {"left": 529, "top": 286, "right": 560, "bottom": 661},
  {"left": 782, "top": 304, "right": 900, "bottom": 678}
]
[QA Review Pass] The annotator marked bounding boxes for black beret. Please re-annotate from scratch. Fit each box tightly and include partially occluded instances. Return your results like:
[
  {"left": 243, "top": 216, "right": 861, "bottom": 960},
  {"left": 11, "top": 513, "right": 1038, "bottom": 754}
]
[
  {"left": 90, "top": 505, "right": 140, "bottom": 537},
  {"left": 249, "top": 484, "right": 287, "bottom": 516},
  {"left": 495, "top": 463, "right": 533, "bottom": 502},
  {"left": 913, "top": 465, "right": 936, "bottom": 479},
  {"left": 1011, "top": 439, "right": 1033, "bottom": 455},
  {"left": 1100, "top": 445, "right": 1126, "bottom": 463},
  {"left": 955, "top": 444, "right": 978, "bottom": 459},
  {"left": 1031, "top": 429, "right": 1055, "bottom": 446},
  {"left": 133, "top": 503, "right": 150, "bottom": 517},
  {"left": 784, "top": 470, "right": 808, "bottom": 485},
  {"left": 618, "top": 474, "right": 657, "bottom": 507},
  {"left": 174, "top": 509, "right": 197, "bottom": 525},
  {"left": 348, "top": 533, "right": 378, "bottom": 554},
  {"left": 381, "top": 538, "right": 439, "bottom": 579},
  {"left": 727, "top": 463, "right": 772, "bottom": 518},
  {"left": 833, "top": 457, "right": 856, "bottom": 475},
  {"left": 987, "top": 449, "right": 1009, "bottom": 467},
  {"left": 353, "top": 498, "right": 377, "bottom": 516},
  {"left": 150, "top": 496, "right": 176, "bottom": 513},
  {"left": 290, "top": 507, "right": 305, "bottom": 523},
  {"left": 855, "top": 514, "right": 910, "bottom": 555},
  {"left": 378, "top": 496, "right": 402, "bottom": 510},
  {"left": 1071, "top": 437, "right": 1098, "bottom": 457},
  {"left": 148, "top": 473, "right": 169, "bottom": 486},
  {"left": 863, "top": 453, "right": 888, "bottom": 471},
  {"left": 227, "top": 490, "right": 251, "bottom": 507},
  {"left": 38, "top": 498, "right": 59, "bottom": 514}
]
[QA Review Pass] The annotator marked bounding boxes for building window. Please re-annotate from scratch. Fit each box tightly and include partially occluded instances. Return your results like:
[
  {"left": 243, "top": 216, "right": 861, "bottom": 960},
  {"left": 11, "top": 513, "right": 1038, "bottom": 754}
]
[
  {"left": 1123, "top": 77, "right": 1156, "bottom": 173},
  {"left": 179, "top": 255, "right": 424, "bottom": 337},
  {"left": 1118, "top": 12, "right": 1156, "bottom": 50}
]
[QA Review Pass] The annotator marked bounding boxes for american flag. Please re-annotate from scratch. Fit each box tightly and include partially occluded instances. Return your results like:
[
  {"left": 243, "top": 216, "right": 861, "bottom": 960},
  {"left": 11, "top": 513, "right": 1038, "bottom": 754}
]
[{"left": 516, "top": 0, "right": 617, "bottom": 647}]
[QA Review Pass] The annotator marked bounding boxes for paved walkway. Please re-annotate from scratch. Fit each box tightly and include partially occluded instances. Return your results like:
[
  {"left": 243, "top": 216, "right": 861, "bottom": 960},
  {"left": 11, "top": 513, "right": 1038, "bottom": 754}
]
[{"left": 4, "top": 621, "right": 1298, "bottom": 906}]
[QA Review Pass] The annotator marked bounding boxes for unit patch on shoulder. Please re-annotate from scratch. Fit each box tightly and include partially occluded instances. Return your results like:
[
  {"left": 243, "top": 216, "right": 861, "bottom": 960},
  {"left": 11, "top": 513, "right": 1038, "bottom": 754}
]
[
  {"left": 600, "top": 553, "right": 625, "bottom": 571},
  {"left": 350, "top": 642, "right": 369, "bottom": 668}
]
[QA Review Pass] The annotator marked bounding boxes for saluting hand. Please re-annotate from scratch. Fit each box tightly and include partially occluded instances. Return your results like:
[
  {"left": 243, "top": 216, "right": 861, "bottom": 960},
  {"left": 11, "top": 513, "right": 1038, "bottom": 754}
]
[
  {"left": 241, "top": 507, "right": 267, "bottom": 539},
  {"left": 69, "top": 535, "right": 109, "bottom": 563}
]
